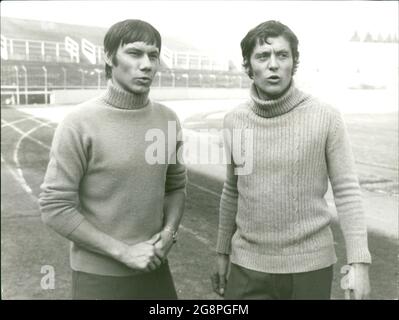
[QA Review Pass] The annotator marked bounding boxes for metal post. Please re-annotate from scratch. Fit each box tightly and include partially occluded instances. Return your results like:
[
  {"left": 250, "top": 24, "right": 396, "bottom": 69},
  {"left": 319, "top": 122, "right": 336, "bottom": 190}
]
[
  {"left": 94, "top": 69, "right": 102, "bottom": 89},
  {"left": 171, "top": 72, "right": 175, "bottom": 87},
  {"left": 14, "top": 65, "right": 20, "bottom": 105},
  {"left": 182, "top": 74, "right": 189, "bottom": 87},
  {"left": 10, "top": 39, "right": 14, "bottom": 57},
  {"left": 42, "top": 66, "right": 48, "bottom": 104},
  {"left": 41, "top": 42, "right": 45, "bottom": 61},
  {"left": 61, "top": 67, "right": 67, "bottom": 90},
  {"left": 97, "top": 71, "right": 101, "bottom": 89},
  {"left": 78, "top": 69, "right": 85, "bottom": 88},
  {"left": 25, "top": 40, "right": 29, "bottom": 61},
  {"left": 21, "top": 65, "right": 28, "bottom": 104},
  {"left": 56, "top": 43, "right": 60, "bottom": 62},
  {"left": 210, "top": 74, "right": 216, "bottom": 88}
]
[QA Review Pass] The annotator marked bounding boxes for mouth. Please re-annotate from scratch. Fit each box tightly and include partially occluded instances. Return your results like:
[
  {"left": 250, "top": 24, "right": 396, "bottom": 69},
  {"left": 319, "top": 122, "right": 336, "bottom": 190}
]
[
  {"left": 267, "top": 75, "right": 280, "bottom": 83},
  {"left": 135, "top": 77, "right": 152, "bottom": 85}
]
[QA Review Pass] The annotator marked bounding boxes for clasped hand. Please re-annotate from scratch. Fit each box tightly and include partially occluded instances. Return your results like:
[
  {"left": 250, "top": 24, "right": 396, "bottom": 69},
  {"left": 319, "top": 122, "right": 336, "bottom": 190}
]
[{"left": 119, "top": 230, "right": 174, "bottom": 272}]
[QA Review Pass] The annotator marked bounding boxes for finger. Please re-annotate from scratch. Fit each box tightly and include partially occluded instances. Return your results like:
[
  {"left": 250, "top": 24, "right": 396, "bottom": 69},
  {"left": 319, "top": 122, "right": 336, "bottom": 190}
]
[
  {"left": 211, "top": 273, "right": 219, "bottom": 293},
  {"left": 153, "top": 245, "right": 165, "bottom": 259},
  {"left": 147, "top": 261, "right": 157, "bottom": 272},
  {"left": 146, "top": 233, "right": 161, "bottom": 245},
  {"left": 219, "top": 273, "right": 226, "bottom": 296},
  {"left": 152, "top": 255, "right": 163, "bottom": 267}
]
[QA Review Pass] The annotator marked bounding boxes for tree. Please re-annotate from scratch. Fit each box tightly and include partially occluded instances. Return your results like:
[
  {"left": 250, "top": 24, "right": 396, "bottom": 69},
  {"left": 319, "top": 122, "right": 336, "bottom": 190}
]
[
  {"left": 385, "top": 34, "right": 392, "bottom": 43},
  {"left": 350, "top": 31, "right": 361, "bottom": 42},
  {"left": 364, "top": 32, "right": 374, "bottom": 43},
  {"left": 228, "top": 60, "right": 238, "bottom": 72}
]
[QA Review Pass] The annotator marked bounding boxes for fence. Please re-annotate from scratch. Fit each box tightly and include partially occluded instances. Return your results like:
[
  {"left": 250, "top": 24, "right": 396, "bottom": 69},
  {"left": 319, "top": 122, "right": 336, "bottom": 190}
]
[{"left": 1, "top": 63, "right": 251, "bottom": 105}]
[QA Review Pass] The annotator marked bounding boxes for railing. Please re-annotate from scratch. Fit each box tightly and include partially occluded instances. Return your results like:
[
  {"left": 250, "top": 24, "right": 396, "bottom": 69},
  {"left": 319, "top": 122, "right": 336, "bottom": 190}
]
[{"left": 1, "top": 63, "right": 251, "bottom": 105}]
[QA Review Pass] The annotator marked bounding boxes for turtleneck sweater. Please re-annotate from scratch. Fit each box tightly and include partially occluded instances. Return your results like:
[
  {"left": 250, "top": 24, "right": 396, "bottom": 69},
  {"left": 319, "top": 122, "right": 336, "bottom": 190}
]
[
  {"left": 39, "top": 81, "right": 186, "bottom": 276},
  {"left": 216, "top": 82, "right": 371, "bottom": 273}
]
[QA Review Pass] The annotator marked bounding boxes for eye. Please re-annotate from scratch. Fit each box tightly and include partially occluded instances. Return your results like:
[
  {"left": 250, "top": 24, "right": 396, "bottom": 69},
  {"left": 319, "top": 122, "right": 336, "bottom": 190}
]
[{"left": 257, "top": 54, "right": 269, "bottom": 61}]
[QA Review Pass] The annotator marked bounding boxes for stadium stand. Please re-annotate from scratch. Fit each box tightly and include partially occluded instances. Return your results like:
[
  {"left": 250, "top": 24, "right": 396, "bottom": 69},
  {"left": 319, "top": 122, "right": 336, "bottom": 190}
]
[{"left": 1, "top": 17, "right": 250, "bottom": 105}]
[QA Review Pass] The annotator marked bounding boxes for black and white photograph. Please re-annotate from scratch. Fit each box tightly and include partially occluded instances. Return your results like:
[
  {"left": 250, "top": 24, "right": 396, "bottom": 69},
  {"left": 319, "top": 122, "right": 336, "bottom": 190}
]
[{"left": 1, "top": 0, "right": 398, "bottom": 303}]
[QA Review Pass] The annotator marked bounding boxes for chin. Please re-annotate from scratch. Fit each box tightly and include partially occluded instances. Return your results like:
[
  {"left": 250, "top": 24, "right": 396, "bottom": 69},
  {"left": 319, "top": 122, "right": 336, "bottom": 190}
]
[{"left": 129, "top": 86, "right": 151, "bottom": 95}]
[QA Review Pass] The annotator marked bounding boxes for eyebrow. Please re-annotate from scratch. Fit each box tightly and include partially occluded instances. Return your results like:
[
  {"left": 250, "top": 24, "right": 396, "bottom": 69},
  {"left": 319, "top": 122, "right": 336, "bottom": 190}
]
[
  {"left": 125, "top": 47, "right": 159, "bottom": 54},
  {"left": 255, "top": 49, "right": 289, "bottom": 56}
]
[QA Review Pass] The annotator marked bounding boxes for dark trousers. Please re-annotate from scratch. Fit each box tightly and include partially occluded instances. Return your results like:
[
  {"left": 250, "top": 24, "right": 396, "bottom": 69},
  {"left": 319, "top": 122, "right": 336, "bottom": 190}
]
[
  {"left": 225, "top": 263, "right": 333, "bottom": 300},
  {"left": 72, "top": 261, "right": 177, "bottom": 300}
]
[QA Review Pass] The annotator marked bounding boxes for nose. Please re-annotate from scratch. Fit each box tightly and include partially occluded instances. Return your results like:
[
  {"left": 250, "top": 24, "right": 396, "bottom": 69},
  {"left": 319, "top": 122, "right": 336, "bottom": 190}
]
[
  {"left": 139, "top": 54, "right": 153, "bottom": 71},
  {"left": 268, "top": 53, "right": 279, "bottom": 71}
]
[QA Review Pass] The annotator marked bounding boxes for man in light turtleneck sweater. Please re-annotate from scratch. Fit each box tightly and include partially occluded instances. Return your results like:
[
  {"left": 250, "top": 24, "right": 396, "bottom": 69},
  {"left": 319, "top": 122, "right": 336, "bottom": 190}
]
[
  {"left": 213, "top": 21, "right": 371, "bottom": 299},
  {"left": 39, "top": 20, "right": 186, "bottom": 299}
]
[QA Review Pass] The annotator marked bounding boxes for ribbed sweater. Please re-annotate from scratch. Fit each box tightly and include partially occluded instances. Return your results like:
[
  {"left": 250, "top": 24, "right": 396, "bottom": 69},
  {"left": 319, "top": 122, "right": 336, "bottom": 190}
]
[
  {"left": 39, "top": 81, "right": 186, "bottom": 276},
  {"left": 216, "top": 82, "right": 371, "bottom": 273}
]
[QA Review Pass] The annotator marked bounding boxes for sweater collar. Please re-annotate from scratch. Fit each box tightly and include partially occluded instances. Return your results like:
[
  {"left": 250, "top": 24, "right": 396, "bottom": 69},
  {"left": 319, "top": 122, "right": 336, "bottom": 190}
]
[
  {"left": 250, "top": 81, "right": 307, "bottom": 118},
  {"left": 101, "top": 80, "right": 150, "bottom": 110}
]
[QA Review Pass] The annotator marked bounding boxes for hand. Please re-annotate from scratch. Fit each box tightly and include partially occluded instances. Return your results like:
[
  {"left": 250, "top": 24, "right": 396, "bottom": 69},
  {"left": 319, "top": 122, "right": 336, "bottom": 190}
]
[
  {"left": 154, "top": 229, "right": 175, "bottom": 261},
  {"left": 118, "top": 233, "right": 162, "bottom": 272},
  {"left": 351, "top": 263, "right": 371, "bottom": 299},
  {"left": 211, "top": 254, "right": 229, "bottom": 296}
]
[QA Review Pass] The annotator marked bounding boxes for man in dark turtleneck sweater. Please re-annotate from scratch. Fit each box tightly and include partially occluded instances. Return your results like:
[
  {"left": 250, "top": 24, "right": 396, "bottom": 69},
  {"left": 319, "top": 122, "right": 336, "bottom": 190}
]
[
  {"left": 39, "top": 20, "right": 186, "bottom": 299},
  {"left": 213, "top": 21, "right": 371, "bottom": 299}
]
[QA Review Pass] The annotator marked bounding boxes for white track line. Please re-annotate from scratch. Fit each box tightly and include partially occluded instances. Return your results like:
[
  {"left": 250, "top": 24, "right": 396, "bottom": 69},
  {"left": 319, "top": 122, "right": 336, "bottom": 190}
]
[
  {"left": 1, "top": 116, "right": 44, "bottom": 128},
  {"left": 2, "top": 118, "right": 52, "bottom": 201},
  {"left": 179, "top": 225, "right": 213, "bottom": 249},
  {"left": 29, "top": 117, "right": 57, "bottom": 128},
  {"left": 4, "top": 116, "right": 393, "bottom": 241},
  {"left": 1, "top": 154, "right": 36, "bottom": 199},
  {"left": 3, "top": 117, "right": 219, "bottom": 247},
  {"left": 188, "top": 181, "right": 221, "bottom": 198},
  {"left": 2, "top": 119, "right": 51, "bottom": 151},
  {"left": 12, "top": 122, "right": 52, "bottom": 199}
]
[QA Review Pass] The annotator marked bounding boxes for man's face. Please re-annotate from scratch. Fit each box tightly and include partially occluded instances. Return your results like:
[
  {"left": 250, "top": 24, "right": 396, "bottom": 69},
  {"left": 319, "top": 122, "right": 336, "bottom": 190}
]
[
  {"left": 107, "top": 41, "right": 159, "bottom": 94},
  {"left": 249, "top": 36, "right": 294, "bottom": 99}
]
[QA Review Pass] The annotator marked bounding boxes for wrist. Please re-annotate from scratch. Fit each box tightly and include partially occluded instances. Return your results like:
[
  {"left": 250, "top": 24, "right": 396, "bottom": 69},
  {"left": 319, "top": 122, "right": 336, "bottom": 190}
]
[
  {"left": 110, "top": 242, "right": 128, "bottom": 262},
  {"left": 163, "top": 226, "right": 178, "bottom": 244}
]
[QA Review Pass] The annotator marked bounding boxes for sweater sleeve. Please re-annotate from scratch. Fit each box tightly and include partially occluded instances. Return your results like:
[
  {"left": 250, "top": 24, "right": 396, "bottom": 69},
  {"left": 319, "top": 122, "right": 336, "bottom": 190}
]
[
  {"left": 39, "top": 118, "right": 88, "bottom": 237},
  {"left": 326, "top": 110, "right": 372, "bottom": 265},
  {"left": 216, "top": 116, "right": 239, "bottom": 255},
  {"left": 165, "top": 116, "right": 187, "bottom": 195}
]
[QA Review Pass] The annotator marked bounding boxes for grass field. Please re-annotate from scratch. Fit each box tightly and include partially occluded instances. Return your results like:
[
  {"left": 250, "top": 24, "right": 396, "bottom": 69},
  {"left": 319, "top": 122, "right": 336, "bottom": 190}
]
[{"left": 1, "top": 104, "right": 398, "bottom": 300}]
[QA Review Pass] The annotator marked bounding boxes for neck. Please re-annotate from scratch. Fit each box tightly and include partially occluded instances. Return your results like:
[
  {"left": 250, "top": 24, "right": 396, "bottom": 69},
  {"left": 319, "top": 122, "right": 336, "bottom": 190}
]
[
  {"left": 250, "top": 81, "right": 308, "bottom": 118},
  {"left": 102, "top": 80, "right": 149, "bottom": 110}
]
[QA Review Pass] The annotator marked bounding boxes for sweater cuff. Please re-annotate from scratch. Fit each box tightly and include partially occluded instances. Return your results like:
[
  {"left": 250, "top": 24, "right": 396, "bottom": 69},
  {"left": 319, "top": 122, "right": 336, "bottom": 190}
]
[
  {"left": 42, "top": 210, "right": 85, "bottom": 238},
  {"left": 216, "top": 231, "right": 233, "bottom": 255},
  {"left": 345, "top": 236, "right": 372, "bottom": 264}
]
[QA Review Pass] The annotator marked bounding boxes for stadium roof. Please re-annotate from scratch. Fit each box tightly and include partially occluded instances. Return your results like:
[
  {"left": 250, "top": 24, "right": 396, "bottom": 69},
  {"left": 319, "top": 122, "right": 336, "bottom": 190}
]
[{"left": 1, "top": 16, "right": 201, "bottom": 52}]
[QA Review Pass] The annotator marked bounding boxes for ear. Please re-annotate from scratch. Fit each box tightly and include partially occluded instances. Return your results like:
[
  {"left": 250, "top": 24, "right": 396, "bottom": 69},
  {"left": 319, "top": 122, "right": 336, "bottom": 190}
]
[
  {"left": 104, "top": 52, "right": 113, "bottom": 67},
  {"left": 243, "top": 60, "right": 253, "bottom": 79}
]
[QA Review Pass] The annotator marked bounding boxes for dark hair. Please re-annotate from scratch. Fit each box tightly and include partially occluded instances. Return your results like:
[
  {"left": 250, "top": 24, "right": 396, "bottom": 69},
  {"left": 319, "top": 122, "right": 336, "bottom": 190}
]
[
  {"left": 103, "top": 19, "right": 161, "bottom": 79},
  {"left": 240, "top": 20, "right": 299, "bottom": 78}
]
